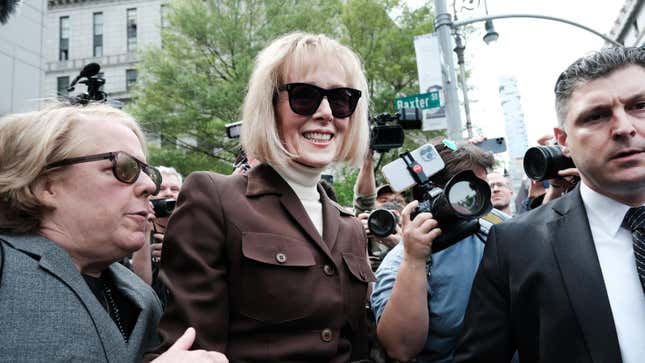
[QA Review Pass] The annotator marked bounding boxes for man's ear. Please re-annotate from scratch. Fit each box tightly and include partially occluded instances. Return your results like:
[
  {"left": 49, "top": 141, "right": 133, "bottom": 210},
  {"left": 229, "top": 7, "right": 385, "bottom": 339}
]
[
  {"left": 31, "top": 175, "right": 58, "bottom": 210},
  {"left": 553, "top": 127, "right": 571, "bottom": 157}
]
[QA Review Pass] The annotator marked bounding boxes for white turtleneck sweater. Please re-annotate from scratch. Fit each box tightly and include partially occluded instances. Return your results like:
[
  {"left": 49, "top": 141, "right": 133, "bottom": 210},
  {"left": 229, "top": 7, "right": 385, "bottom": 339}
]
[{"left": 271, "top": 161, "right": 324, "bottom": 237}]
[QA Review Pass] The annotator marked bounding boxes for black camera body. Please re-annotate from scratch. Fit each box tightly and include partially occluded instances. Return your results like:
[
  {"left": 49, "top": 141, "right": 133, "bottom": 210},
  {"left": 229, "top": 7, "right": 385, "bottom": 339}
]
[
  {"left": 369, "top": 108, "right": 422, "bottom": 152},
  {"left": 523, "top": 145, "right": 575, "bottom": 181},
  {"left": 410, "top": 170, "right": 492, "bottom": 253},
  {"left": 152, "top": 198, "right": 176, "bottom": 218}
]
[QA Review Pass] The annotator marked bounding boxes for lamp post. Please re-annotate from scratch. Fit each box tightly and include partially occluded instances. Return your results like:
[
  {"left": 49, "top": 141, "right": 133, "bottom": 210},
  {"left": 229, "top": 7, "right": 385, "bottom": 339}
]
[{"left": 432, "top": 0, "right": 622, "bottom": 141}]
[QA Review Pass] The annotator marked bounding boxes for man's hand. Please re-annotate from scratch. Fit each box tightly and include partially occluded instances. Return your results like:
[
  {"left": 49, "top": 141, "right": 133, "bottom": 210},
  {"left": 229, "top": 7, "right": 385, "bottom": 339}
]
[
  {"left": 358, "top": 211, "right": 402, "bottom": 248},
  {"left": 401, "top": 201, "right": 441, "bottom": 262},
  {"left": 549, "top": 167, "right": 580, "bottom": 190},
  {"left": 153, "top": 327, "right": 228, "bottom": 363},
  {"left": 379, "top": 224, "right": 402, "bottom": 248},
  {"left": 357, "top": 212, "right": 371, "bottom": 237},
  {"left": 151, "top": 233, "right": 163, "bottom": 263}
]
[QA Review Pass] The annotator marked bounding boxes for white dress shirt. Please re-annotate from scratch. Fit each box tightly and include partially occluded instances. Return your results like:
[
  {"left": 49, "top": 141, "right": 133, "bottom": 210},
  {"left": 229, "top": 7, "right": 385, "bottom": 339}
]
[{"left": 580, "top": 182, "right": 645, "bottom": 363}]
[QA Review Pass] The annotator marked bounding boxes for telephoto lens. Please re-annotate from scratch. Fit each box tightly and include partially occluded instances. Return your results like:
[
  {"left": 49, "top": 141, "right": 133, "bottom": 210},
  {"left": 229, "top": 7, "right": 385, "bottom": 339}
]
[
  {"left": 151, "top": 198, "right": 176, "bottom": 218},
  {"left": 367, "top": 209, "right": 399, "bottom": 237},
  {"left": 523, "top": 145, "right": 575, "bottom": 181}
]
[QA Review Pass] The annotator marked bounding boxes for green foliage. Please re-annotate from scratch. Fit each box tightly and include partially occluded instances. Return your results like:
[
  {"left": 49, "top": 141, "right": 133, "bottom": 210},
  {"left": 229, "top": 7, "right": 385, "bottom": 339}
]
[
  {"left": 332, "top": 166, "right": 359, "bottom": 207},
  {"left": 147, "top": 145, "right": 232, "bottom": 176},
  {"left": 341, "top": 0, "right": 434, "bottom": 114}
]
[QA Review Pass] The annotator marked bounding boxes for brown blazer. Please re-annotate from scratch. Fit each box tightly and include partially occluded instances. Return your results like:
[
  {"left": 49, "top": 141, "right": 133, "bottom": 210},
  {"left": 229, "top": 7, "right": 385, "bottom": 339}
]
[{"left": 147, "top": 164, "right": 375, "bottom": 363}]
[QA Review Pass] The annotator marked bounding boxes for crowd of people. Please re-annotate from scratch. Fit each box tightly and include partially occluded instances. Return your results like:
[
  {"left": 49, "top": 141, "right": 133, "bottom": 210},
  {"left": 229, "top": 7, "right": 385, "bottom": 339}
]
[{"left": 0, "top": 32, "right": 643, "bottom": 363}]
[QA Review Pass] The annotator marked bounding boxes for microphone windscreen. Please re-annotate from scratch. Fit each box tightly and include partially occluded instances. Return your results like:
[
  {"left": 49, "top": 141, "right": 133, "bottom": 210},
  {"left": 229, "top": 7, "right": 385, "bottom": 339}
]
[{"left": 80, "top": 63, "right": 101, "bottom": 78}]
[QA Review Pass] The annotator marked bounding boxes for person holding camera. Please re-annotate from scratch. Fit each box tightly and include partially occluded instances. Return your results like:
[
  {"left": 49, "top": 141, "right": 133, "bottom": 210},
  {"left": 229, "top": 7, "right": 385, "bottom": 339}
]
[
  {"left": 0, "top": 104, "right": 227, "bottom": 362},
  {"left": 147, "top": 32, "right": 374, "bottom": 363},
  {"left": 370, "top": 143, "right": 498, "bottom": 362},
  {"left": 456, "top": 47, "right": 645, "bottom": 363},
  {"left": 150, "top": 166, "right": 183, "bottom": 263}
]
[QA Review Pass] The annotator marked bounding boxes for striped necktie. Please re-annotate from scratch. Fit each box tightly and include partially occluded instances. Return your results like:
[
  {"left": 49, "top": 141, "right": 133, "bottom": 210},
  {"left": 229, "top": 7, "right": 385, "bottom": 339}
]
[{"left": 623, "top": 206, "right": 645, "bottom": 294}]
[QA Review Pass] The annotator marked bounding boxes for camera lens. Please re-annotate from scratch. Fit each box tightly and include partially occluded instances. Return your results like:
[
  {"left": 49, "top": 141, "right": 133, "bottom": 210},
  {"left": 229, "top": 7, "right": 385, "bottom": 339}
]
[
  {"left": 523, "top": 145, "right": 575, "bottom": 181},
  {"left": 447, "top": 180, "right": 488, "bottom": 217},
  {"left": 368, "top": 209, "right": 398, "bottom": 237}
]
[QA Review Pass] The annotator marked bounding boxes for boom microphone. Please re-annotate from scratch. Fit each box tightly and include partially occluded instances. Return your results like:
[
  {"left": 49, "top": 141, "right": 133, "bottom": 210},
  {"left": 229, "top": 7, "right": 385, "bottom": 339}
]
[{"left": 68, "top": 63, "right": 101, "bottom": 89}]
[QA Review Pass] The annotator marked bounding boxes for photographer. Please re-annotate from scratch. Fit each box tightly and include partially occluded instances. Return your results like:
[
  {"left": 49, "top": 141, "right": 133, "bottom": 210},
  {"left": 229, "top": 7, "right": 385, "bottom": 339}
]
[
  {"left": 150, "top": 166, "right": 183, "bottom": 263},
  {"left": 517, "top": 135, "right": 579, "bottom": 213},
  {"left": 371, "top": 142, "right": 501, "bottom": 362},
  {"left": 354, "top": 150, "right": 405, "bottom": 265}
]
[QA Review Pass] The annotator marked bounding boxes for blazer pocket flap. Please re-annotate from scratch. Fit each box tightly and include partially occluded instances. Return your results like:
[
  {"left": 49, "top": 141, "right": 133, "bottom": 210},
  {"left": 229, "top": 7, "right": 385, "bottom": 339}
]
[
  {"left": 342, "top": 252, "right": 377, "bottom": 283},
  {"left": 242, "top": 232, "right": 316, "bottom": 267}
]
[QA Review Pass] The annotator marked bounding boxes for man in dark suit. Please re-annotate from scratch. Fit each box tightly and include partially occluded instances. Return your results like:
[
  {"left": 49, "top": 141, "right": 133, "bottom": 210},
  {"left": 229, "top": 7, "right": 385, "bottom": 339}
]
[{"left": 455, "top": 46, "right": 645, "bottom": 363}]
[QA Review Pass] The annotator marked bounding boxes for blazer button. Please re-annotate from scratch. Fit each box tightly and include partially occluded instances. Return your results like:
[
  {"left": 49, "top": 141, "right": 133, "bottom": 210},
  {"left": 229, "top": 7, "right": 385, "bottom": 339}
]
[
  {"left": 323, "top": 264, "right": 335, "bottom": 276},
  {"left": 275, "top": 252, "right": 287, "bottom": 264},
  {"left": 321, "top": 328, "right": 333, "bottom": 342}
]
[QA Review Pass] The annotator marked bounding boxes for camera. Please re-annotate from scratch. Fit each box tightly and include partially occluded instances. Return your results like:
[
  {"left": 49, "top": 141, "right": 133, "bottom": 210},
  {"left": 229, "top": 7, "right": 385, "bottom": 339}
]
[
  {"left": 152, "top": 198, "right": 176, "bottom": 218},
  {"left": 225, "top": 121, "right": 242, "bottom": 139},
  {"left": 410, "top": 170, "right": 492, "bottom": 253},
  {"left": 380, "top": 146, "right": 493, "bottom": 253},
  {"left": 367, "top": 207, "right": 400, "bottom": 238},
  {"left": 523, "top": 145, "right": 575, "bottom": 181},
  {"left": 369, "top": 108, "right": 422, "bottom": 152}
]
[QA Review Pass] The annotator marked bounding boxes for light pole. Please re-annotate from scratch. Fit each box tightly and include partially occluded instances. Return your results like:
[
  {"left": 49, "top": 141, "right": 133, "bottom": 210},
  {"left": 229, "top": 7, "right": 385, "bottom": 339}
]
[{"left": 432, "top": 0, "right": 622, "bottom": 141}]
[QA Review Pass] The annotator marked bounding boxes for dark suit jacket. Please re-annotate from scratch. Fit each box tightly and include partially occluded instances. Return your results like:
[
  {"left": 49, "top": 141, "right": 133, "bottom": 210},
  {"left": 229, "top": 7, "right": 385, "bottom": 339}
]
[
  {"left": 148, "top": 164, "right": 375, "bottom": 363},
  {"left": 455, "top": 185, "right": 623, "bottom": 363},
  {"left": 0, "top": 233, "right": 162, "bottom": 362}
]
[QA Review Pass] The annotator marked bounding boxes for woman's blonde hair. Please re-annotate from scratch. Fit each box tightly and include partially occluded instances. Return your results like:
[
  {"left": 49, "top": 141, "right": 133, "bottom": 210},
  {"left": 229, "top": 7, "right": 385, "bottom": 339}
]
[
  {"left": 240, "top": 32, "right": 370, "bottom": 169},
  {"left": 0, "top": 103, "right": 146, "bottom": 233}
]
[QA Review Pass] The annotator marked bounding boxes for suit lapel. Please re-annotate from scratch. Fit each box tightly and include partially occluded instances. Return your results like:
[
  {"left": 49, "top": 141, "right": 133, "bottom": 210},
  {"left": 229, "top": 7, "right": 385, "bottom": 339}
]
[
  {"left": 109, "top": 264, "right": 150, "bottom": 358},
  {"left": 319, "top": 184, "right": 340, "bottom": 252},
  {"left": 548, "top": 189, "right": 622, "bottom": 363},
  {"left": 7, "top": 234, "right": 126, "bottom": 361}
]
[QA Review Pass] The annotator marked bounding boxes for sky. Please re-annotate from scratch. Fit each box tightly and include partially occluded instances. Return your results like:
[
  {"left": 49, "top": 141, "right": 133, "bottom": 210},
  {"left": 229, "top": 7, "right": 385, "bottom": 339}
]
[{"left": 404, "top": 0, "right": 625, "bottom": 145}]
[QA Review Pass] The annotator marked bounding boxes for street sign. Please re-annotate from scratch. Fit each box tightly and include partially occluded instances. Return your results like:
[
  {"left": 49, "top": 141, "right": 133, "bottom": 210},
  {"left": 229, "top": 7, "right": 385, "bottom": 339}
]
[
  {"left": 394, "top": 91, "right": 446, "bottom": 131},
  {"left": 394, "top": 91, "right": 440, "bottom": 111}
]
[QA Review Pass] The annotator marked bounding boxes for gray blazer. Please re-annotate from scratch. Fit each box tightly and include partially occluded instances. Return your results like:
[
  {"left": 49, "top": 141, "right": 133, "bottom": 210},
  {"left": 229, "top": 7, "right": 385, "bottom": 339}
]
[{"left": 0, "top": 233, "right": 162, "bottom": 362}]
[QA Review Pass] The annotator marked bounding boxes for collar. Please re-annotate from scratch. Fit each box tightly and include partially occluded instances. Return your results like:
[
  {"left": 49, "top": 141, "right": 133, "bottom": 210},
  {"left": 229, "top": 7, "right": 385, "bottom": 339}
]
[
  {"left": 580, "top": 181, "right": 633, "bottom": 237},
  {"left": 271, "top": 160, "right": 322, "bottom": 202}
]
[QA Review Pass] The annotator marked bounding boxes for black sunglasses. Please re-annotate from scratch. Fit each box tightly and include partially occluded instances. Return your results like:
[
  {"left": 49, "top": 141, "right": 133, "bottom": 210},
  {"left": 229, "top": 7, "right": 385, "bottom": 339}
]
[
  {"left": 278, "top": 83, "right": 362, "bottom": 119},
  {"left": 46, "top": 151, "right": 162, "bottom": 195}
]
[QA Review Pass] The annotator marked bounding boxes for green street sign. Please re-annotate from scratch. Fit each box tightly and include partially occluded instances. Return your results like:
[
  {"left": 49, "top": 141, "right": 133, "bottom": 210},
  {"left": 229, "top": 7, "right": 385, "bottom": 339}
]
[{"left": 394, "top": 91, "right": 440, "bottom": 110}]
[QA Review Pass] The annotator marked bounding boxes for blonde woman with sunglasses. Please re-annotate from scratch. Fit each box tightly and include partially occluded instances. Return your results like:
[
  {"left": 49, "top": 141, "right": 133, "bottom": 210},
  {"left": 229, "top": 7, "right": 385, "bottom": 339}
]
[
  {"left": 148, "top": 32, "right": 374, "bottom": 363},
  {"left": 0, "top": 104, "right": 227, "bottom": 363}
]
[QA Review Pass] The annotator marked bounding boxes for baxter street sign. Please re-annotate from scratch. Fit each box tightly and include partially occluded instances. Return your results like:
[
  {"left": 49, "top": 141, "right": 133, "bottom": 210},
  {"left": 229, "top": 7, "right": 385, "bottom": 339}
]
[{"left": 394, "top": 91, "right": 440, "bottom": 111}]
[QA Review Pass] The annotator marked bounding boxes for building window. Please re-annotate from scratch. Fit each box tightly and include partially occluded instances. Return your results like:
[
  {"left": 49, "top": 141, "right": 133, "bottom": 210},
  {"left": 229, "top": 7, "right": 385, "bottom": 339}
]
[
  {"left": 93, "top": 12, "right": 103, "bottom": 57},
  {"left": 59, "top": 16, "right": 69, "bottom": 61},
  {"left": 126, "top": 69, "right": 138, "bottom": 91},
  {"left": 57, "top": 76, "right": 69, "bottom": 97},
  {"left": 127, "top": 8, "right": 137, "bottom": 52}
]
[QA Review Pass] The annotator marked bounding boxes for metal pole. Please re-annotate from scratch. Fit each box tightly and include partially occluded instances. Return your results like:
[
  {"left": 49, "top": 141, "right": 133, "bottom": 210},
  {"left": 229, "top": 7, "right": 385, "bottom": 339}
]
[
  {"left": 453, "top": 33, "right": 473, "bottom": 139},
  {"left": 433, "top": 0, "right": 463, "bottom": 142}
]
